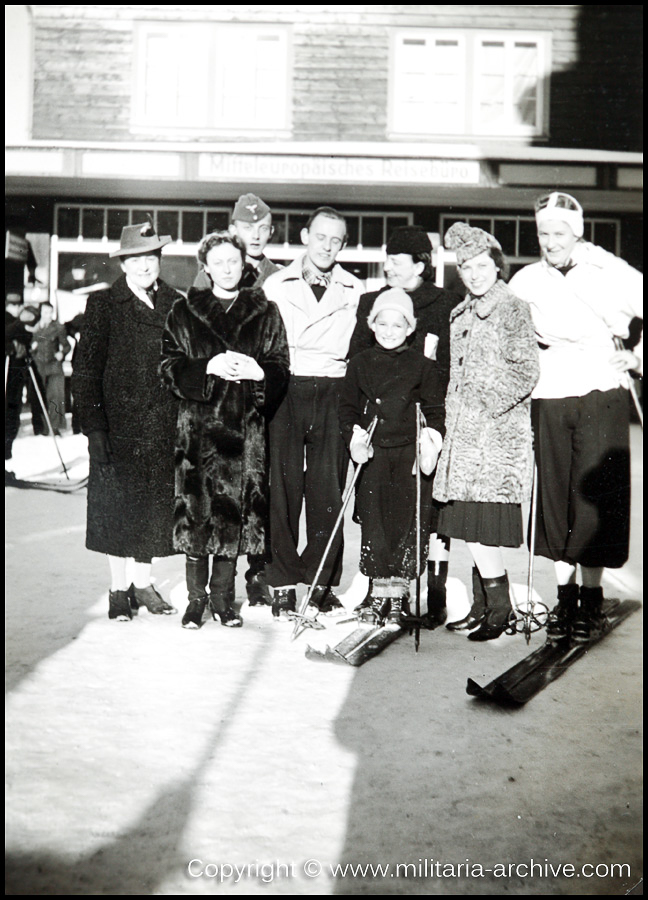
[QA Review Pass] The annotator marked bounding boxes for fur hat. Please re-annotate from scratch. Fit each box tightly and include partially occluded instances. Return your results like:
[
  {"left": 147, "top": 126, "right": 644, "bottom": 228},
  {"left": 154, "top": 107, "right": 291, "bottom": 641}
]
[
  {"left": 386, "top": 226, "right": 432, "bottom": 256},
  {"left": 232, "top": 193, "right": 271, "bottom": 223},
  {"left": 110, "top": 222, "right": 171, "bottom": 258},
  {"left": 444, "top": 223, "right": 501, "bottom": 265},
  {"left": 534, "top": 191, "right": 584, "bottom": 238},
  {"left": 368, "top": 288, "right": 416, "bottom": 330}
]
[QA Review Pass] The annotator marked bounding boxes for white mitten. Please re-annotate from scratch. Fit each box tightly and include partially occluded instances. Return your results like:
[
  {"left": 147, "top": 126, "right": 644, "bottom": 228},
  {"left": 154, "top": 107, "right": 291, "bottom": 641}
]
[{"left": 350, "top": 425, "right": 374, "bottom": 464}]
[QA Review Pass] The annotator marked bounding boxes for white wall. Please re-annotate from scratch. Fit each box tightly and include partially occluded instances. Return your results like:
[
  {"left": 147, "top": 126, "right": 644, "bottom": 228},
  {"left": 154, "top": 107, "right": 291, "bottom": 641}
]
[{"left": 5, "top": 5, "right": 33, "bottom": 142}]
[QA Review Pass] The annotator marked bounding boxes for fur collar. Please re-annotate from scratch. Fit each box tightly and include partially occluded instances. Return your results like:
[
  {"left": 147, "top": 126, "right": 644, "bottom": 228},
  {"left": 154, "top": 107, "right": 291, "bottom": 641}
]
[
  {"left": 185, "top": 286, "right": 269, "bottom": 336},
  {"left": 451, "top": 279, "right": 513, "bottom": 321}
]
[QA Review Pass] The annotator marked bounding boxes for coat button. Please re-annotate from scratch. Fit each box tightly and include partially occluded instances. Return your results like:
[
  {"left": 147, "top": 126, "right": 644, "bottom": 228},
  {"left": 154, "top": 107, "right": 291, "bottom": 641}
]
[
  {"left": 458, "top": 357, "right": 463, "bottom": 365},
  {"left": 375, "top": 398, "right": 381, "bottom": 404}
]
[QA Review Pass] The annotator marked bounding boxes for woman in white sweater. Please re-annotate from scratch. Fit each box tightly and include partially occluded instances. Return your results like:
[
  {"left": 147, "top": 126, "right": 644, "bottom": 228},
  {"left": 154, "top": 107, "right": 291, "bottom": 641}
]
[{"left": 509, "top": 192, "right": 642, "bottom": 644}]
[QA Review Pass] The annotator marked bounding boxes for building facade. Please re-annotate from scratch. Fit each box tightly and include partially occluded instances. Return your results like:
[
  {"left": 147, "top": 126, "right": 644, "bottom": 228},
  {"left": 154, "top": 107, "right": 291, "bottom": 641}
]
[{"left": 5, "top": 4, "right": 643, "bottom": 310}]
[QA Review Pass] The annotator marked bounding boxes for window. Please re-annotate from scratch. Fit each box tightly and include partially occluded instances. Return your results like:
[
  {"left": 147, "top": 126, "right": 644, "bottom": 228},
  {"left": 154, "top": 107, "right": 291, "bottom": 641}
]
[
  {"left": 133, "top": 23, "right": 291, "bottom": 134},
  {"left": 391, "top": 29, "right": 550, "bottom": 138}
]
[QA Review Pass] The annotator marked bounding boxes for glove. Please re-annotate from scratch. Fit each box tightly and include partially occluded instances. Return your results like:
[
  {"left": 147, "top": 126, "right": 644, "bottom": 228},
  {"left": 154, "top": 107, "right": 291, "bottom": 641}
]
[
  {"left": 88, "top": 431, "right": 112, "bottom": 466},
  {"left": 413, "top": 428, "right": 440, "bottom": 476},
  {"left": 350, "top": 425, "right": 374, "bottom": 465}
]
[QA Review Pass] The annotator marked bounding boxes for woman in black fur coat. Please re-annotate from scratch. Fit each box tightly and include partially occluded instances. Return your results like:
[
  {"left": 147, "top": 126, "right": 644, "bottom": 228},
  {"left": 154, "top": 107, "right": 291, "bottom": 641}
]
[{"left": 160, "top": 232, "right": 290, "bottom": 630}]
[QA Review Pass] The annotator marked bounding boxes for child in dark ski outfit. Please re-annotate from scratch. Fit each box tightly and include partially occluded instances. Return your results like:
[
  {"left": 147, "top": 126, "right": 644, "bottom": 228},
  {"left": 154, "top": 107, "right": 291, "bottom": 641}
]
[{"left": 339, "top": 289, "right": 446, "bottom": 623}]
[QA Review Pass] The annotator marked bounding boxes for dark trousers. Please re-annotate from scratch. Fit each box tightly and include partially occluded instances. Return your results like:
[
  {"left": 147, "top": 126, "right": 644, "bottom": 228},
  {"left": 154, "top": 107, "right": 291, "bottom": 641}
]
[
  {"left": 531, "top": 388, "right": 630, "bottom": 569},
  {"left": 266, "top": 377, "right": 349, "bottom": 587},
  {"left": 356, "top": 444, "right": 432, "bottom": 579}
]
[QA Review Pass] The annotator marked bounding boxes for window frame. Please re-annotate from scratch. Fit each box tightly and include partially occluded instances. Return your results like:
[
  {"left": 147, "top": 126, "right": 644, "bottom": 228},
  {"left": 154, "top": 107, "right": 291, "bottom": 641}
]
[
  {"left": 132, "top": 21, "right": 292, "bottom": 137},
  {"left": 389, "top": 28, "right": 551, "bottom": 140}
]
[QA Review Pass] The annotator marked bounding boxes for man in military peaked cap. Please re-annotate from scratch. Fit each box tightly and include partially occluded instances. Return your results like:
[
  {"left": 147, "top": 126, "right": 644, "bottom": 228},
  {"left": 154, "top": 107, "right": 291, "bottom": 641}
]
[{"left": 194, "top": 192, "right": 280, "bottom": 291}]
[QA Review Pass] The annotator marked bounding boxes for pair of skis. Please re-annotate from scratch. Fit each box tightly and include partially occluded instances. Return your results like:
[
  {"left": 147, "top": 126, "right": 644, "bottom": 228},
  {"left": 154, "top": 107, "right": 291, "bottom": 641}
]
[
  {"left": 466, "top": 598, "right": 640, "bottom": 705},
  {"left": 305, "top": 617, "right": 405, "bottom": 667}
]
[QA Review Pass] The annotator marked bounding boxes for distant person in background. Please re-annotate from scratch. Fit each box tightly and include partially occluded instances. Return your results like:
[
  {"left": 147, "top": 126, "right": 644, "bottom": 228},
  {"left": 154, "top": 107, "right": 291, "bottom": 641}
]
[
  {"left": 64, "top": 312, "right": 86, "bottom": 434},
  {"left": 30, "top": 302, "right": 71, "bottom": 435},
  {"left": 5, "top": 294, "right": 31, "bottom": 468},
  {"left": 73, "top": 223, "right": 181, "bottom": 621},
  {"left": 509, "top": 192, "right": 643, "bottom": 644},
  {"left": 193, "top": 193, "right": 281, "bottom": 291}
]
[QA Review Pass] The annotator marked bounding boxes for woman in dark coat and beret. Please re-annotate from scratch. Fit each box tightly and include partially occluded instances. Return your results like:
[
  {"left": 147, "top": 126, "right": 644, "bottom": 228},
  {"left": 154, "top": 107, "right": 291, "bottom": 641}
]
[
  {"left": 73, "top": 223, "right": 181, "bottom": 621},
  {"left": 160, "top": 232, "right": 290, "bottom": 630}
]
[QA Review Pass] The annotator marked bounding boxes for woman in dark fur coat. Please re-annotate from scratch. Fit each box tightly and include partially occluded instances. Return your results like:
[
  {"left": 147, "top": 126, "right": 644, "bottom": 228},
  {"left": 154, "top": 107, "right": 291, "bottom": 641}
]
[
  {"left": 73, "top": 223, "right": 181, "bottom": 621},
  {"left": 433, "top": 224, "right": 539, "bottom": 642},
  {"left": 160, "top": 232, "right": 290, "bottom": 630}
]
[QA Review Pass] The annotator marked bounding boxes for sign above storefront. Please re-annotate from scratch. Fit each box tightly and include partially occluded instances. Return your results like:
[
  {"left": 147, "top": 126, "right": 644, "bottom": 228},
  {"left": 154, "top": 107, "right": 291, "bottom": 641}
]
[{"left": 198, "top": 153, "right": 481, "bottom": 185}]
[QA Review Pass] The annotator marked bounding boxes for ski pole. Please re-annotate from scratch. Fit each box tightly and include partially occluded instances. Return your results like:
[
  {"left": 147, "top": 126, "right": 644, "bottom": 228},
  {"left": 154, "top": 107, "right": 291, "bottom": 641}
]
[
  {"left": 525, "top": 462, "right": 539, "bottom": 645},
  {"left": 414, "top": 403, "right": 422, "bottom": 652},
  {"left": 613, "top": 337, "right": 643, "bottom": 429},
  {"left": 26, "top": 358, "right": 70, "bottom": 479},
  {"left": 291, "top": 415, "right": 379, "bottom": 641}
]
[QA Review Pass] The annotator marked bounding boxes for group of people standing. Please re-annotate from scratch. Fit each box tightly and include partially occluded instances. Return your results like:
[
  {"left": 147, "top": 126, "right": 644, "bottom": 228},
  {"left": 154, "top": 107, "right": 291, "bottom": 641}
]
[{"left": 71, "top": 189, "right": 642, "bottom": 646}]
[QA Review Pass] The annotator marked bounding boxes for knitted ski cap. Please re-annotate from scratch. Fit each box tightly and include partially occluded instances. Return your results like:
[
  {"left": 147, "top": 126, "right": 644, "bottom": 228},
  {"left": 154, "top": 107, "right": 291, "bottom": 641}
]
[
  {"left": 444, "top": 223, "right": 502, "bottom": 265},
  {"left": 368, "top": 288, "right": 416, "bottom": 330},
  {"left": 386, "top": 225, "right": 432, "bottom": 256},
  {"left": 534, "top": 191, "right": 584, "bottom": 238}
]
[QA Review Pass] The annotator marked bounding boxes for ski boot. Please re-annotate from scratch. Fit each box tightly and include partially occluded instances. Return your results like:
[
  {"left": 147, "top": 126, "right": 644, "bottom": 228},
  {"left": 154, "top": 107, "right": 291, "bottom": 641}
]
[
  {"left": 468, "top": 573, "right": 516, "bottom": 642},
  {"left": 307, "top": 585, "right": 347, "bottom": 618},
  {"left": 545, "top": 583, "right": 579, "bottom": 644},
  {"left": 571, "top": 586, "right": 606, "bottom": 643},
  {"left": 447, "top": 567, "right": 486, "bottom": 632},
  {"left": 272, "top": 587, "right": 297, "bottom": 620}
]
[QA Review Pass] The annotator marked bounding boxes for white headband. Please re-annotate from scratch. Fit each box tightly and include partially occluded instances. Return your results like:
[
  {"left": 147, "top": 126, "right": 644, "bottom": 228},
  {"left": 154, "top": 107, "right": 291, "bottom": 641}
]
[{"left": 535, "top": 192, "right": 584, "bottom": 238}]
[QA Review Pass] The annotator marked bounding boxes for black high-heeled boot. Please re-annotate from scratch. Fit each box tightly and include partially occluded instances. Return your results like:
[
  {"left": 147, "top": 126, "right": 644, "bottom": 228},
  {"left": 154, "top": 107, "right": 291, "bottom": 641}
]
[
  {"left": 447, "top": 567, "right": 487, "bottom": 632},
  {"left": 209, "top": 557, "right": 243, "bottom": 627},
  {"left": 424, "top": 560, "right": 448, "bottom": 628},
  {"left": 468, "top": 573, "right": 516, "bottom": 642},
  {"left": 182, "top": 555, "right": 209, "bottom": 629}
]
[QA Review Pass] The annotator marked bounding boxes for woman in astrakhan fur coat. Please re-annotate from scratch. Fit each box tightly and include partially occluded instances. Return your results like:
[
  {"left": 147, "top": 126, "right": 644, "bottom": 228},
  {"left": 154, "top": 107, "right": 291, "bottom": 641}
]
[
  {"left": 433, "top": 224, "right": 539, "bottom": 641},
  {"left": 160, "top": 232, "right": 289, "bottom": 630}
]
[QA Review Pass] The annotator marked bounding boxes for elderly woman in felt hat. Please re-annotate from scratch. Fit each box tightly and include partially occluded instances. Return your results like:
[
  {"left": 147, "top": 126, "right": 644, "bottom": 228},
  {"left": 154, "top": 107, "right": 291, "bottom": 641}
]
[
  {"left": 433, "top": 224, "right": 539, "bottom": 641},
  {"left": 509, "top": 193, "right": 643, "bottom": 643},
  {"left": 73, "top": 223, "right": 181, "bottom": 620}
]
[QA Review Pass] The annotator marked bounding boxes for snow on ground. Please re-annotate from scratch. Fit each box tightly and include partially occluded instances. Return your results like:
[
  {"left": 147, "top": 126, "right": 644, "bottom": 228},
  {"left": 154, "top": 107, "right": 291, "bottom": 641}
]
[{"left": 5, "top": 423, "right": 643, "bottom": 895}]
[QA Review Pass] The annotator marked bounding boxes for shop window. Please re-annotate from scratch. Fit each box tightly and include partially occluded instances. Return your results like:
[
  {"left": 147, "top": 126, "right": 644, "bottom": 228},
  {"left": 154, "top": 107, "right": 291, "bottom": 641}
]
[
  {"left": 157, "top": 210, "right": 180, "bottom": 242},
  {"left": 56, "top": 207, "right": 81, "bottom": 239},
  {"left": 206, "top": 211, "right": 229, "bottom": 234},
  {"left": 107, "top": 208, "right": 129, "bottom": 241},
  {"left": 391, "top": 29, "right": 549, "bottom": 138},
  {"left": 182, "top": 211, "right": 206, "bottom": 243}
]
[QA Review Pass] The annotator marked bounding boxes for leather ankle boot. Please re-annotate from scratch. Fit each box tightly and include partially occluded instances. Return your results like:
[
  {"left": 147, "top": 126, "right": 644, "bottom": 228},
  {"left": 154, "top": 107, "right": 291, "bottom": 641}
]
[
  {"left": 468, "top": 573, "right": 515, "bottom": 642},
  {"left": 447, "top": 567, "right": 486, "bottom": 632}
]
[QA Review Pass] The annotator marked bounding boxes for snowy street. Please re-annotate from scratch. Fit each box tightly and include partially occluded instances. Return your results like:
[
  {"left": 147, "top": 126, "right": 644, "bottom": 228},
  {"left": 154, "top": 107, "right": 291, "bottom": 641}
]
[{"left": 5, "top": 425, "right": 643, "bottom": 896}]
